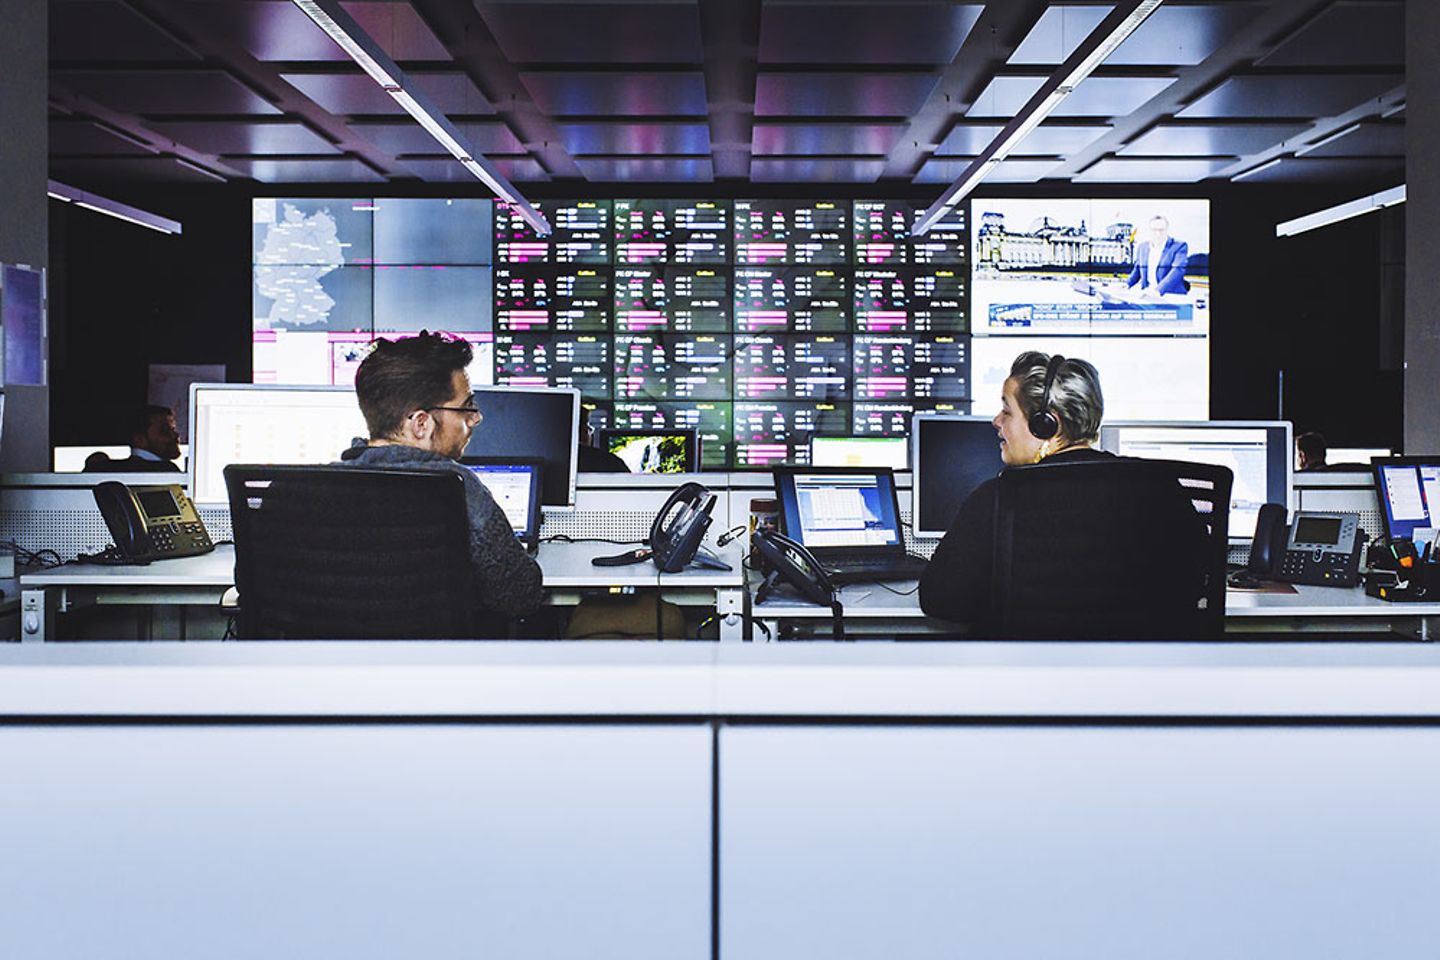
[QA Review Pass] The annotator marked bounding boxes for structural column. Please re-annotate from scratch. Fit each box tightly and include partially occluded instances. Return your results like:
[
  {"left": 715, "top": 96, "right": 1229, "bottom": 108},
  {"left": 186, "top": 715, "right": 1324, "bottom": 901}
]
[
  {"left": 1407, "top": 0, "right": 1440, "bottom": 452},
  {"left": 0, "top": 0, "right": 50, "bottom": 470}
]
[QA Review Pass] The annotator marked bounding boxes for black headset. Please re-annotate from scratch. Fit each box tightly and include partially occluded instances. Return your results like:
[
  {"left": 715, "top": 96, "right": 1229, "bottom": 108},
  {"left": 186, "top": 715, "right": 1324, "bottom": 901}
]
[{"left": 1027, "top": 354, "right": 1065, "bottom": 440}]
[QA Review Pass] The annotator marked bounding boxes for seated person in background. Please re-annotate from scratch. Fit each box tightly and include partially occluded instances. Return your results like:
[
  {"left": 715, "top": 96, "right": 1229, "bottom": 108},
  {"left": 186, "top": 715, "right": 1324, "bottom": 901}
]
[
  {"left": 1296, "top": 431, "right": 1328, "bottom": 472},
  {"left": 83, "top": 404, "right": 182, "bottom": 473},
  {"left": 919, "top": 352, "right": 1114, "bottom": 627},
  {"left": 577, "top": 417, "right": 629, "bottom": 473},
  {"left": 339, "top": 331, "right": 544, "bottom": 626}
]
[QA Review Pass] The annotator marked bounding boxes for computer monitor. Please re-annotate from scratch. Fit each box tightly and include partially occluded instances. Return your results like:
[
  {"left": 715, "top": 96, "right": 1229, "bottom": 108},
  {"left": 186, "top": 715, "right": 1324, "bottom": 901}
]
[
  {"left": 912, "top": 415, "right": 1005, "bottom": 538},
  {"left": 465, "top": 458, "right": 544, "bottom": 549},
  {"left": 189, "top": 384, "right": 367, "bottom": 506},
  {"left": 464, "top": 385, "right": 580, "bottom": 510},
  {"left": 1372, "top": 457, "right": 1440, "bottom": 545},
  {"left": 594, "top": 428, "right": 699, "bottom": 473},
  {"left": 809, "top": 436, "right": 909, "bottom": 469},
  {"left": 1099, "top": 421, "right": 1293, "bottom": 541},
  {"left": 773, "top": 468, "right": 905, "bottom": 551}
]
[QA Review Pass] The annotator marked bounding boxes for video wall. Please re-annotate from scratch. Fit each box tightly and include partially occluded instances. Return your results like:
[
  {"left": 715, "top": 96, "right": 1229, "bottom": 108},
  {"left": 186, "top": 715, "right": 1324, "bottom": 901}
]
[{"left": 253, "top": 196, "right": 1210, "bottom": 469}]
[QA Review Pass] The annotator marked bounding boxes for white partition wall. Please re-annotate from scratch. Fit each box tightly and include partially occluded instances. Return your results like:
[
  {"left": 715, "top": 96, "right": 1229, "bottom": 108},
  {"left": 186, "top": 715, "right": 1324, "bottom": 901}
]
[
  {"left": 721, "top": 726, "right": 1440, "bottom": 960},
  {"left": 0, "top": 724, "right": 713, "bottom": 960}
]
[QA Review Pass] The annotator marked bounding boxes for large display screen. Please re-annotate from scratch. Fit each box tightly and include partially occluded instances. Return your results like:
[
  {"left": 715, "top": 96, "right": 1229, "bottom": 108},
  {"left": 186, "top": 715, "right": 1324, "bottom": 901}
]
[{"left": 253, "top": 197, "right": 1211, "bottom": 468}]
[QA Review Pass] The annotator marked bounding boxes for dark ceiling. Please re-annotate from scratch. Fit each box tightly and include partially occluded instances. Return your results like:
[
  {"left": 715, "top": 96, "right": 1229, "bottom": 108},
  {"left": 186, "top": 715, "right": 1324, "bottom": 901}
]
[{"left": 46, "top": 0, "right": 1406, "bottom": 191}]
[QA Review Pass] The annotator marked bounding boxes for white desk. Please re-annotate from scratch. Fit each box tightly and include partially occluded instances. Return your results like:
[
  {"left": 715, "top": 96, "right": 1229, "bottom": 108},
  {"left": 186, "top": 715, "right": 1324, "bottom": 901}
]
[
  {"left": 19, "top": 540, "right": 748, "bottom": 642},
  {"left": 753, "top": 579, "right": 1440, "bottom": 641}
]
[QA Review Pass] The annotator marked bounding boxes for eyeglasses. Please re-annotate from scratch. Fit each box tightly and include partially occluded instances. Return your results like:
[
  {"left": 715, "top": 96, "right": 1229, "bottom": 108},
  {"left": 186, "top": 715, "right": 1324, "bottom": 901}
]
[{"left": 410, "top": 404, "right": 482, "bottom": 421}]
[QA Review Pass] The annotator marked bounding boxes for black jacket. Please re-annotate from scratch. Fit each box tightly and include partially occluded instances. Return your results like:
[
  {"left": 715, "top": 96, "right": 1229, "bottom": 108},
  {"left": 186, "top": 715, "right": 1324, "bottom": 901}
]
[{"left": 919, "top": 447, "right": 1115, "bottom": 628}]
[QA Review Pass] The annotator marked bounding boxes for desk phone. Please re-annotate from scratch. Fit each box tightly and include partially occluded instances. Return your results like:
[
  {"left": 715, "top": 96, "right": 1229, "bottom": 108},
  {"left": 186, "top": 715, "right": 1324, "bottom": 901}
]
[
  {"left": 93, "top": 481, "right": 215, "bottom": 563},
  {"left": 1277, "top": 511, "right": 1362, "bottom": 587}
]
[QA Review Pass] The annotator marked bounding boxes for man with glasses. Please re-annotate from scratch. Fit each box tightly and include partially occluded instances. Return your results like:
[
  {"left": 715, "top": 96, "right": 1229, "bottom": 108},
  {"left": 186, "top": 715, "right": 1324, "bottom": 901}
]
[{"left": 340, "top": 331, "right": 543, "bottom": 626}]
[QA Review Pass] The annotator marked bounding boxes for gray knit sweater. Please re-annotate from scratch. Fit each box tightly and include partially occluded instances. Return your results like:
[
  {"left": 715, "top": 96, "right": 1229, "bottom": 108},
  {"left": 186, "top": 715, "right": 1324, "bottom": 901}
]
[{"left": 338, "top": 442, "right": 545, "bottom": 620}]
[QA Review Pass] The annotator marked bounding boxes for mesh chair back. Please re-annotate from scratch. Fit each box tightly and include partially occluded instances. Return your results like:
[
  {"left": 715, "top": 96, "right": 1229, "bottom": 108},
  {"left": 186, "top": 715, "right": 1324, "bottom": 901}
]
[
  {"left": 225, "top": 464, "right": 475, "bottom": 639},
  {"left": 993, "top": 458, "right": 1232, "bottom": 640}
]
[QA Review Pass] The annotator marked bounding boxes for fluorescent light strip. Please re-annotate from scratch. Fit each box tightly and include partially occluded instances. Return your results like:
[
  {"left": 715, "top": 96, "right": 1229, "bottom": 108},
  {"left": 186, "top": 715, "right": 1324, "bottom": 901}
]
[
  {"left": 1276, "top": 184, "right": 1406, "bottom": 237},
  {"left": 1231, "top": 157, "right": 1284, "bottom": 181},
  {"left": 913, "top": 0, "right": 1166, "bottom": 236},
  {"left": 1295, "top": 122, "right": 1362, "bottom": 157},
  {"left": 48, "top": 179, "right": 182, "bottom": 234},
  {"left": 289, "top": 0, "right": 551, "bottom": 236}
]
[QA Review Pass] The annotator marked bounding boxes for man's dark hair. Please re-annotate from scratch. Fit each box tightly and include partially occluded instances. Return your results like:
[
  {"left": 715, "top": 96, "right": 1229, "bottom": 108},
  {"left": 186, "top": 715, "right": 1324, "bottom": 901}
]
[
  {"left": 131, "top": 404, "right": 173, "bottom": 440},
  {"left": 354, "top": 331, "right": 473, "bottom": 440},
  {"left": 1297, "top": 431, "right": 1327, "bottom": 463}
]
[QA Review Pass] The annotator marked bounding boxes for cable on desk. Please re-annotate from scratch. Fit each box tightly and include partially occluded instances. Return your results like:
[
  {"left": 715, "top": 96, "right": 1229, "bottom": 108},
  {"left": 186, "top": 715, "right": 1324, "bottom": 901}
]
[
  {"left": 873, "top": 581, "right": 921, "bottom": 596},
  {"left": 541, "top": 534, "right": 647, "bottom": 546},
  {"left": 3, "top": 540, "right": 66, "bottom": 568}
]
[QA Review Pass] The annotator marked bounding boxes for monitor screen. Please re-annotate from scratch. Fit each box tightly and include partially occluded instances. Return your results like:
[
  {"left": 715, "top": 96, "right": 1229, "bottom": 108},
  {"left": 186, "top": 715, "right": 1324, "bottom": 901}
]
[
  {"left": 465, "top": 460, "right": 542, "bottom": 542},
  {"left": 1373, "top": 458, "right": 1440, "bottom": 544},
  {"left": 595, "top": 429, "right": 699, "bottom": 473},
  {"left": 912, "top": 415, "right": 1005, "bottom": 537},
  {"left": 810, "top": 436, "right": 908, "bottom": 469},
  {"left": 1099, "top": 421, "right": 1293, "bottom": 540},
  {"left": 464, "top": 386, "right": 580, "bottom": 509},
  {"left": 189, "top": 385, "right": 368, "bottom": 506},
  {"left": 775, "top": 469, "right": 902, "bottom": 550}
]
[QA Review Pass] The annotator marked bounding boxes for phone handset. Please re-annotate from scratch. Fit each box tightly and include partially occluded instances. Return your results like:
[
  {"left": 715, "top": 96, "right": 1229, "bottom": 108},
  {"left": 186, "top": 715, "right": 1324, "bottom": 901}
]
[
  {"left": 649, "top": 481, "right": 732, "bottom": 573},
  {"left": 752, "top": 528, "right": 845, "bottom": 639}
]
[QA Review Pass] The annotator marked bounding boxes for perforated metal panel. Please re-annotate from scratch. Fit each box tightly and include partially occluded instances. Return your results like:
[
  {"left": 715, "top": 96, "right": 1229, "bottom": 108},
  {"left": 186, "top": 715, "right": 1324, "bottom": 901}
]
[{"left": 541, "top": 510, "right": 652, "bottom": 544}]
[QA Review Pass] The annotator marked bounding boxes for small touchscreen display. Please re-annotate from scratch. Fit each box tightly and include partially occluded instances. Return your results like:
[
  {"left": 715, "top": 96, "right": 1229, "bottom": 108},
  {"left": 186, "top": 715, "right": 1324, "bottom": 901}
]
[
  {"left": 136, "top": 489, "right": 181, "bottom": 520},
  {"left": 1293, "top": 516, "right": 1342, "bottom": 546}
]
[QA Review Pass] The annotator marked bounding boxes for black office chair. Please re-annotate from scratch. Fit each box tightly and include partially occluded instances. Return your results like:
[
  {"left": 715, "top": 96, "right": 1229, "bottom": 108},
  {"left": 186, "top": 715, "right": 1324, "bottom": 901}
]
[
  {"left": 225, "top": 464, "right": 477, "bottom": 639},
  {"left": 992, "top": 458, "right": 1232, "bottom": 640}
]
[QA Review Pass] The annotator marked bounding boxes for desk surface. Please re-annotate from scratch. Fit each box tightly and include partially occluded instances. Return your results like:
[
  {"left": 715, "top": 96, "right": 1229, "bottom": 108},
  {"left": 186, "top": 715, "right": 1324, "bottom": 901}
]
[
  {"left": 19, "top": 540, "right": 747, "bottom": 591},
  {"left": 754, "top": 579, "right": 1440, "bottom": 621}
]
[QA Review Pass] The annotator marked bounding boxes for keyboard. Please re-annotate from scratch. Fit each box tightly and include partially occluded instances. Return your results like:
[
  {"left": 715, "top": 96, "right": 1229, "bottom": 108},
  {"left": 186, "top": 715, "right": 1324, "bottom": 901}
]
[{"left": 822, "top": 554, "right": 929, "bottom": 585}]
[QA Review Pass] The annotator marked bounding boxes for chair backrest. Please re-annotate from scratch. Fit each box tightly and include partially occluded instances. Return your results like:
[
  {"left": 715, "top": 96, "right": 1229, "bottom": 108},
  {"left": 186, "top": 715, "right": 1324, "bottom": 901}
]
[
  {"left": 225, "top": 464, "right": 476, "bottom": 639},
  {"left": 992, "top": 458, "right": 1232, "bottom": 640}
]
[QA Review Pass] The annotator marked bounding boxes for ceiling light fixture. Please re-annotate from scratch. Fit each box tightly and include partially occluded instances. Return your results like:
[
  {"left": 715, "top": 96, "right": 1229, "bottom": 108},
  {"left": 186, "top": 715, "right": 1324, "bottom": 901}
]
[
  {"left": 289, "top": 0, "right": 551, "bottom": 236},
  {"left": 1275, "top": 184, "right": 1405, "bottom": 237},
  {"left": 47, "top": 179, "right": 183, "bottom": 234},
  {"left": 912, "top": 0, "right": 1167, "bottom": 236}
]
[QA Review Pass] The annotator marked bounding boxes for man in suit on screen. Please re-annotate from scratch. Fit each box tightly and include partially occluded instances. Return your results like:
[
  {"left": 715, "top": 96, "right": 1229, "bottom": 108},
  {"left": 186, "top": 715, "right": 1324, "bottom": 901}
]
[{"left": 1126, "top": 215, "right": 1190, "bottom": 297}]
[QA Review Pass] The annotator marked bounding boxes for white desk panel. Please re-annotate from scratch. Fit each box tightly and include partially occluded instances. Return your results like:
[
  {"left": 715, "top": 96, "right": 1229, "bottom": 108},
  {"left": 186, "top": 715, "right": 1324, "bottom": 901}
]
[
  {"left": 0, "top": 724, "right": 712, "bottom": 960},
  {"left": 721, "top": 725, "right": 1440, "bottom": 960}
]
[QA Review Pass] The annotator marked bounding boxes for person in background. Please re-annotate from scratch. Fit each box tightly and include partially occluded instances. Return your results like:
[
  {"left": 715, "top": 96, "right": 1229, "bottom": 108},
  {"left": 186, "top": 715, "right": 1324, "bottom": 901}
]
[
  {"left": 340, "top": 331, "right": 544, "bottom": 629},
  {"left": 83, "top": 404, "right": 182, "bottom": 473},
  {"left": 919, "top": 352, "right": 1115, "bottom": 628},
  {"left": 1296, "top": 432, "right": 1329, "bottom": 472},
  {"left": 577, "top": 414, "right": 629, "bottom": 473},
  {"left": 1126, "top": 214, "right": 1190, "bottom": 297}
]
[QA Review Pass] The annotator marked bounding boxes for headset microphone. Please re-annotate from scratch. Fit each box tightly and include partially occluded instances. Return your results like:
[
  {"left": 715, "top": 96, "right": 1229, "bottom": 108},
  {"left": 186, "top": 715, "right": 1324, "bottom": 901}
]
[{"left": 1028, "top": 354, "right": 1065, "bottom": 441}]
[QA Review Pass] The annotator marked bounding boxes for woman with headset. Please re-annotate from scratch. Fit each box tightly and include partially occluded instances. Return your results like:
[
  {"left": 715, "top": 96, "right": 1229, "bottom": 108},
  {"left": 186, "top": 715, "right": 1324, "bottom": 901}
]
[{"left": 918, "top": 351, "right": 1111, "bottom": 627}]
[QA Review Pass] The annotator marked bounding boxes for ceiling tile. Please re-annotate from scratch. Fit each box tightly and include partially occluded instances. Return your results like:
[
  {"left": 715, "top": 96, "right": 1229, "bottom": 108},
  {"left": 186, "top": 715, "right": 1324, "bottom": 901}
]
[
  {"left": 968, "top": 75, "right": 1175, "bottom": 119},
  {"left": 759, "top": 3, "right": 983, "bottom": 64},
  {"left": 1177, "top": 74, "right": 1402, "bottom": 120},
  {"left": 54, "top": 70, "right": 283, "bottom": 116},
  {"left": 226, "top": 157, "right": 385, "bottom": 182},
  {"left": 146, "top": 121, "right": 340, "bottom": 156},
  {"left": 750, "top": 158, "right": 886, "bottom": 182},
  {"left": 189, "top": 1, "right": 451, "bottom": 62},
  {"left": 480, "top": 2, "right": 704, "bottom": 63},
  {"left": 1294, "top": 120, "right": 1405, "bottom": 158},
  {"left": 50, "top": 155, "right": 227, "bottom": 184},
  {"left": 1073, "top": 158, "right": 1236, "bottom": 182},
  {"left": 49, "top": 119, "right": 154, "bottom": 156},
  {"left": 353, "top": 121, "right": 527, "bottom": 155},
  {"left": 50, "top": 1, "right": 201, "bottom": 62},
  {"left": 400, "top": 157, "right": 550, "bottom": 182},
  {"left": 914, "top": 158, "right": 1062, "bottom": 183},
  {"left": 283, "top": 71, "right": 494, "bottom": 115},
  {"left": 755, "top": 73, "right": 941, "bottom": 117},
  {"left": 520, "top": 72, "right": 708, "bottom": 116},
  {"left": 1233, "top": 156, "right": 1404, "bottom": 183},
  {"left": 752, "top": 123, "right": 905, "bottom": 156},
  {"left": 1118, "top": 122, "right": 1311, "bottom": 157},
  {"left": 1257, "top": 1, "right": 1404, "bottom": 67},
  {"left": 574, "top": 158, "right": 714, "bottom": 182},
  {"left": 558, "top": 123, "right": 711, "bottom": 156},
  {"left": 936, "top": 123, "right": 1110, "bottom": 156},
  {"left": 1009, "top": 4, "right": 1263, "bottom": 67}
]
